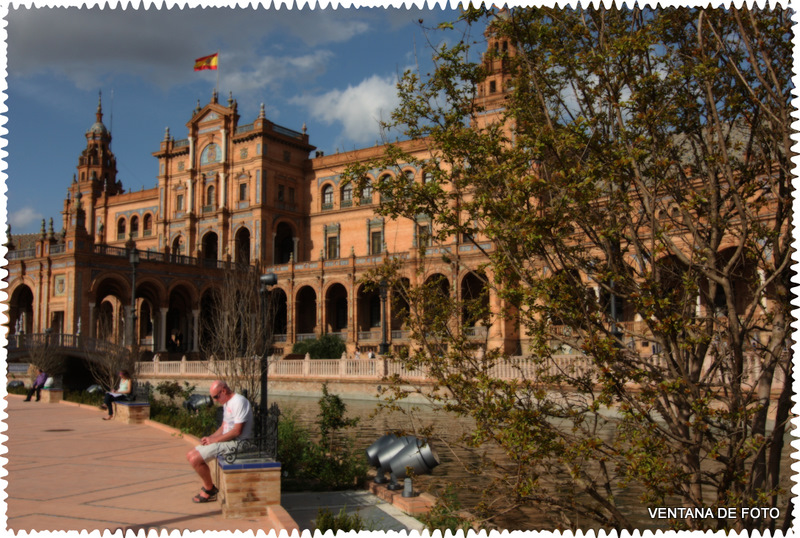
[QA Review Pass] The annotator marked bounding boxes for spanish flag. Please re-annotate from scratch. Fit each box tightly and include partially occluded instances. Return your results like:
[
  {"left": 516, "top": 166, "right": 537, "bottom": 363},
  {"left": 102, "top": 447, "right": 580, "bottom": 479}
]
[{"left": 194, "top": 53, "right": 218, "bottom": 71}]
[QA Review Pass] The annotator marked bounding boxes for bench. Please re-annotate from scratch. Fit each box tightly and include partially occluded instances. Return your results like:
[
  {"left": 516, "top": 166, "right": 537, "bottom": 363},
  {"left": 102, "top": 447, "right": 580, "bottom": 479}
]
[
  {"left": 113, "top": 381, "right": 152, "bottom": 424},
  {"left": 205, "top": 404, "right": 283, "bottom": 519},
  {"left": 40, "top": 387, "right": 63, "bottom": 403},
  {"left": 214, "top": 456, "right": 282, "bottom": 518}
]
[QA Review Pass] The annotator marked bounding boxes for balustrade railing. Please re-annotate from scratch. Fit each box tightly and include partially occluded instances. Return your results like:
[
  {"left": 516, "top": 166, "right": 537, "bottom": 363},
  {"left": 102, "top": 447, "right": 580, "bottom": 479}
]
[{"left": 128, "top": 350, "right": 786, "bottom": 390}]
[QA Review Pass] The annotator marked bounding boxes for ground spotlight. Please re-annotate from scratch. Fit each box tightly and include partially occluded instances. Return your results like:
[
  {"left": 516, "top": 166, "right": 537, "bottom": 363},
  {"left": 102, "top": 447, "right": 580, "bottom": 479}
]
[{"left": 365, "top": 433, "right": 440, "bottom": 497}]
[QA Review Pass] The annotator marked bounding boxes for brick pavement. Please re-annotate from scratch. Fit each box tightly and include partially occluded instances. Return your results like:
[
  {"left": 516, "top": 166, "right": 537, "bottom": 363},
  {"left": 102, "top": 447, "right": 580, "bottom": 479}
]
[{"left": 4, "top": 394, "right": 296, "bottom": 533}]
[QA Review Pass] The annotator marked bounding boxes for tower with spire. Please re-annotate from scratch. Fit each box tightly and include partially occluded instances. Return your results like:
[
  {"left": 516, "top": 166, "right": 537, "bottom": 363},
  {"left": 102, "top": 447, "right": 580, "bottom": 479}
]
[{"left": 64, "top": 92, "right": 121, "bottom": 237}]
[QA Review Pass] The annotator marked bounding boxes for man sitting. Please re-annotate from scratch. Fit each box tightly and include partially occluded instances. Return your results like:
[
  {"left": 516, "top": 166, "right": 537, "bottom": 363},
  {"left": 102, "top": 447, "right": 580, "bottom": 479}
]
[
  {"left": 186, "top": 380, "right": 253, "bottom": 503},
  {"left": 24, "top": 369, "right": 48, "bottom": 402}
]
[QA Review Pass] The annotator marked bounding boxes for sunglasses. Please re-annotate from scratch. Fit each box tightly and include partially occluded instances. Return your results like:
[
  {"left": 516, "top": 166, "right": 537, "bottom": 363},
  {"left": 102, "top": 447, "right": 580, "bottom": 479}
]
[{"left": 211, "top": 391, "right": 223, "bottom": 400}]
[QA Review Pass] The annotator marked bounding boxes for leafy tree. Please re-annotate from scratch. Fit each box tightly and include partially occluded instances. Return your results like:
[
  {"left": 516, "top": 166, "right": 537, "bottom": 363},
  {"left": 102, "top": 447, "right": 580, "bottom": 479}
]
[{"left": 344, "top": 6, "right": 793, "bottom": 532}]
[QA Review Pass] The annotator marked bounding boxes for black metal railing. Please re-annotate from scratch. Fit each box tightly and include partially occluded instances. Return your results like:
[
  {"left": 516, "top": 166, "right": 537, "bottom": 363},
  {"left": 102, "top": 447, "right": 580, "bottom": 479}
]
[{"left": 224, "top": 402, "right": 281, "bottom": 463}]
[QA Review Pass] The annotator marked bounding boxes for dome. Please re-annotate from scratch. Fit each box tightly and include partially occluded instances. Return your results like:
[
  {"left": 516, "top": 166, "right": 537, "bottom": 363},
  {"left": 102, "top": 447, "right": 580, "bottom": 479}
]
[{"left": 87, "top": 121, "right": 108, "bottom": 136}]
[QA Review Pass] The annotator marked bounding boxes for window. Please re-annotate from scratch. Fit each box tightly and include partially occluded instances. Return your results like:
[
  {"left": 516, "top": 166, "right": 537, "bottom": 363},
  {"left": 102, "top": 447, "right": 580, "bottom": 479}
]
[
  {"left": 326, "top": 235, "right": 339, "bottom": 259},
  {"left": 206, "top": 185, "right": 216, "bottom": 206},
  {"left": 360, "top": 180, "right": 372, "bottom": 204},
  {"left": 322, "top": 185, "right": 334, "bottom": 210},
  {"left": 130, "top": 215, "right": 139, "bottom": 238},
  {"left": 489, "top": 80, "right": 497, "bottom": 93},
  {"left": 418, "top": 224, "right": 431, "bottom": 248},
  {"left": 176, "top": 194, "right": 184, "bottom": 212},
  {"left": 278, "top": 185, "right": 285, "bottom": 201},
  {"left": 143, "top": 214, "right": 153, "bottom": 236},
  {"left": 239, "top": 182, "right": 248, "bottom": 202},
  {"left": 117, "top": 218, "right": 126, "bottom": 240},
  {"left": 341, "top": 183, "right": 353, "bottom": 207},
  {"left": 283, "top": 150, "right": 291, "bottom": 163},
  {"left": 371, "top": 231, "right": 383, "bottom": 255},
  {"left": 256, "top": 143, "right": 262, "bottom": 155},
  {"left": 423, "top": 171, "right": 434, "bottom": 184},
  {"left": 289, "top": 187, "right": 295, "bottom": 203}
]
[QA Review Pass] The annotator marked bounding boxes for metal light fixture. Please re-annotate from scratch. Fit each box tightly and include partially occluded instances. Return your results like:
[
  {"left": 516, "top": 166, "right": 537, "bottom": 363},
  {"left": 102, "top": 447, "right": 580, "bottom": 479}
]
[
  {"left": 366, "top": 434, "right": 440, "bottom": 497},
  {"left": 129, "top": 246, "right": 140, "bottom": 348},
  {"left": 379, "top": 280, "right": 389, "bottom": 354},
  {"left": 259, "top": 273, "right": 278, "bottom": 414}
]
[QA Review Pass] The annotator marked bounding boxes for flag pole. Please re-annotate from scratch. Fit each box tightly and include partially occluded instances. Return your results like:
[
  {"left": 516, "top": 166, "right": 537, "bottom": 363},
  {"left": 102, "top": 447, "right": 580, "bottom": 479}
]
[{"left": 216, "top": 50, "right": 220, "bottom": 96}]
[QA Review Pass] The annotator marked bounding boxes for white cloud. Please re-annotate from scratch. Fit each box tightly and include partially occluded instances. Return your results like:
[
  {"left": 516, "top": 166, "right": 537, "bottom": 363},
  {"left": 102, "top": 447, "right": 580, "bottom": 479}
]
[
  {"left": 224, "top": 51, "right": 334, "bottom": 96},
  {"left": 292, "top": 74, "right": 400, "bottom": 145},
  {"left": 7, "top": 7, "right": 373, "bottom": 91},
  {"left": 9, "top": 207, "right": 44, "bottom": 231}
]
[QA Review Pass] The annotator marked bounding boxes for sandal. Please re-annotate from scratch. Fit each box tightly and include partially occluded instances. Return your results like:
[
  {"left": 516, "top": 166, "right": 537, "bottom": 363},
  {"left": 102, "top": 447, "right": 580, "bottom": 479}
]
[
  {"left": 192, "top": 485, "right": 218, "bottom": 503},
  {"left": 102, "top": 416, "right": 113, "bottom": 420}
]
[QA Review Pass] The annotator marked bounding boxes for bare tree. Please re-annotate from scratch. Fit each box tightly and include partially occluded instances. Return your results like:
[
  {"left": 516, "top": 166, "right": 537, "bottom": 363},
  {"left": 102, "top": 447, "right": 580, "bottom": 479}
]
[
  {"left": 26, "top": 332, "right": 66, "bottom": 384},
  {"left": 201, "top": 266, "right": 277, "bottom": 403},
  {"left": 84, "top": 339, "right": 137, "bottom": 392}
]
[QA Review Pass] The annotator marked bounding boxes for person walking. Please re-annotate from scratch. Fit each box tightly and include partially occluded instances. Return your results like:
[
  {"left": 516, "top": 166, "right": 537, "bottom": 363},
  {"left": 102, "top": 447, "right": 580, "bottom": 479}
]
[{"left": 186, "top": 380, "right": 254, "bottom": 503}]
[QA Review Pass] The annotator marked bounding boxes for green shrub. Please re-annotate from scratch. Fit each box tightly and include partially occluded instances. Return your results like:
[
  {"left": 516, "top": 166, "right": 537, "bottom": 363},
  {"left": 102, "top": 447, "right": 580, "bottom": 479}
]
[
  {"left": 63, "top": 390, "right": 104, "bottom": 406},
  {"left": 277, "top": 409, "right": 311, "bottom": 480},
  {"left": 315, "top": 506, "right": 365, "bottom": 532},
  {"left": 150, "top": 400, "right": 218, "bottom": 438},
  {"left": 419, "top": 485, "right": 473, "bottom": 532},
  {"left": 156, "top": 380, "right": 195, "bottom": 404},
  {"left": 304, "top": 438, "right": 369, "bottom": 490},
  {"left": 292, "top": 334, "right": 346, "bottom": 359},
  {"left": 317, "top": 383, "right": 360, "bottom": 445},
  {"left": 7, "top": 385, "right": 27, "bottom": 396}
]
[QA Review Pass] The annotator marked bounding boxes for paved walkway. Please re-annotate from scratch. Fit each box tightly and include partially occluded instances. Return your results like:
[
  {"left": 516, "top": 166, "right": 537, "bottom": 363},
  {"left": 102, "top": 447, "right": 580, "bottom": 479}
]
[{"left": 4, "top": 394, "right": 423, "bottom": 533}]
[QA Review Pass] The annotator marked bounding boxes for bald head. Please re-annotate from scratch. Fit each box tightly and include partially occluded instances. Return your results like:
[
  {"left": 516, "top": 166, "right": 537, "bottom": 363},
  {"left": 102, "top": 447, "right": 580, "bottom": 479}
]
[{"left": 209, "top": 381, "right": 233, "bottom": 404}]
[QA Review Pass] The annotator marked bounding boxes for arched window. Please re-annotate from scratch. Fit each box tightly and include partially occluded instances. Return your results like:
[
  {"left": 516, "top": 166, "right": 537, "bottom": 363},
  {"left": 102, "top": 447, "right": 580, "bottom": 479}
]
[
  {"left": 322, "top": 185, "right": 334, "bottom": 210},
  {"left": 206, "top": 185, "right": 216, "bottom": 207},
  {"left": 143, "top": 214, "right": 153, "bottom": 236},
  {"left": 117, "top": 217, "right": 126, "bottom": 240},
  {"left": 130, "top": 215, "right": 139, "bottom": 238},
  {"left": 341, "top": 183, "right": 353, "bottom": 207},
  {"left": 360, "top": 179, "right": 373, "bottom": 205}
]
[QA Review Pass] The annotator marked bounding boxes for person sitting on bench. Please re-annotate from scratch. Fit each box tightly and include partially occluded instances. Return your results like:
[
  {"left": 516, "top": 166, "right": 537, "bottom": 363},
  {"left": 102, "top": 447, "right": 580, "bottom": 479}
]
[
  {"left": 24, "top": 369, "right": 48, "bottom": 402},
  {"left": 186, "top": 380, "right": 253, "bottom": 503},
  {"left": 102, "top": 370, "right": 132, "bottom": 420}
]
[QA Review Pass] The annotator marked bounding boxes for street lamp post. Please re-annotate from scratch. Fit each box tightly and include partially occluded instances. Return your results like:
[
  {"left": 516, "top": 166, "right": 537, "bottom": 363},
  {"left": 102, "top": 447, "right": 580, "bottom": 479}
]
[
  {"left": 129, "top": 247, "right": 140, "bottom": 348},
  {"left": 379, "top": 279, "right": 389, "bottom": 355},
  {"left": 259, "top": 273, "right": 278, "bottom": 414}
]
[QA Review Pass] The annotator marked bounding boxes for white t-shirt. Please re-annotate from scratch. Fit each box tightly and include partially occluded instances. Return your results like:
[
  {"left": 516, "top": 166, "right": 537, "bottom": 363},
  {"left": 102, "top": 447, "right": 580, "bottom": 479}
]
[{"left": 222, "top": 393, "right": 254, "bottom": 440}]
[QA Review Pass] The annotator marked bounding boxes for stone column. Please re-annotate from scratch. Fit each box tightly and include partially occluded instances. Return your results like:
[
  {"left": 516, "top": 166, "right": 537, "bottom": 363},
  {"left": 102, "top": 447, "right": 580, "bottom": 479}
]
[
  {"left": 159, "top": 307, "right": 168, "bottom": 353},
  {"left": 192, "top": 309, "right": 200, "bottom": 352},
  {"left": 221, "top": 129, "right": 227, "bottom": 162},
  {"left": 189, "top": 136, "right": 195, "bottom": 170},
  {"left": 187, "top": 178, "right": 194, "bottom": 214},
  {"left": 88, "top": 302, "right": 96, "bottom": 339}
]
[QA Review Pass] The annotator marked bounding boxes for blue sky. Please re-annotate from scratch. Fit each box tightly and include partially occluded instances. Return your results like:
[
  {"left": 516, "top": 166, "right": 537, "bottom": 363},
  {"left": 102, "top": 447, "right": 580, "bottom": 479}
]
[{"left": 3, "top": 5, "right": 487, "bottom": 235}]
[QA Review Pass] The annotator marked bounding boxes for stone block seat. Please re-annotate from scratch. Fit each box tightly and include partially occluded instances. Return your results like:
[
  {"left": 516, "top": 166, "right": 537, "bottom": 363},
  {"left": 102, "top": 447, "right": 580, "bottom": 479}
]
[
  {"left": 215, "top": 456, "right": 282, "bottom": 519},
  {"left": 40, "top": 388, "right": 63, "bottom": 404},
  {"left": 112, "top": 381, "right": 151, "bottom": 424},
  {"left": 113, "top": 401, "right": 150, "bottom": 424}
]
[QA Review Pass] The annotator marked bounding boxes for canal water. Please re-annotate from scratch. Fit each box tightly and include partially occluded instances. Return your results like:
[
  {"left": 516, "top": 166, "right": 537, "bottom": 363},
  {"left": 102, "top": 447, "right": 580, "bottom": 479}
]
[{"left": 270, "top": 392, "right": 795, "bottom": 531}]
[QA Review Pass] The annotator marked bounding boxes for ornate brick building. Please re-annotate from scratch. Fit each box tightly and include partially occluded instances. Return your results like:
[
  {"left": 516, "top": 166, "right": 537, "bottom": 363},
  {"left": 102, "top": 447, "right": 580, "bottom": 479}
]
[{"left": 5, "top": 34, "right": 526, "bottom": 359}]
